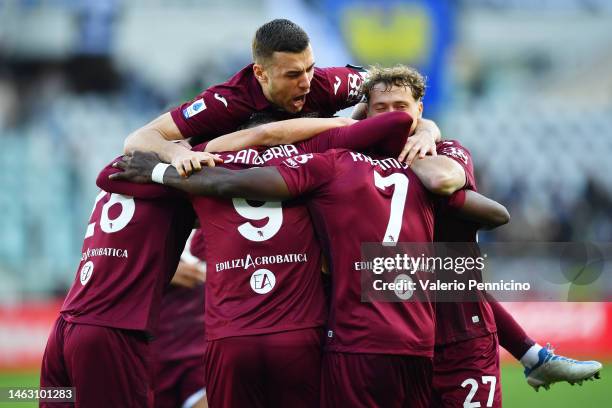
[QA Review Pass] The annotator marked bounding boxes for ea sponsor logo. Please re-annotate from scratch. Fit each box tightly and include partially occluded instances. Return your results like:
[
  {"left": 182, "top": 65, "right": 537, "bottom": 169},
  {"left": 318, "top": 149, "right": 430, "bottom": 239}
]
[
  {"left": 250, "top": 269, "right": 276, "bottom": 294},
  {"left": 394, "top": 273, "right": 413, "bottom": 300},
  {"left": 80, "top": 261, "right": 94, "bottom": 285}
]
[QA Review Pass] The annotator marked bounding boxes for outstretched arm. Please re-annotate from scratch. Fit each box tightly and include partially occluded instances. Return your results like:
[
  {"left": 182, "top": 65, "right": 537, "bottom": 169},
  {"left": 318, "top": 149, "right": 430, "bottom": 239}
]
[
  {"left": 447, "top": 190, "right": 510, "bottom": 229},
  {"left": 111, "top": 151, "right": 292, "bottom": 202},
  {"left": 205, "top": 117, "right": 355, "bottom": 152}
]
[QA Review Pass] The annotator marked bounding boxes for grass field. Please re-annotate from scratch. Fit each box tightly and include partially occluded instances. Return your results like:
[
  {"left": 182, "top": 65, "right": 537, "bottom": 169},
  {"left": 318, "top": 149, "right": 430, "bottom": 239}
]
[{"left": 0, "top": 362, "right": 608, "bottom": 407}]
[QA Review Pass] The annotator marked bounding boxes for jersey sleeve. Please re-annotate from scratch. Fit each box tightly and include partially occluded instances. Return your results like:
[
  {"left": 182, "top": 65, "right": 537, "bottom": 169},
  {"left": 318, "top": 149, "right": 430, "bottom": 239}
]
[
  {"left": 317, "top": 65, "right": 367, "bottom": 112},
  {"left": 96, "top": 157, "right": 182, "bottom": 199},
  {"left": 169, "top": 89, "right": 249, "bottom": 142},
  {"left": 436, "top": 189, "right": 467, "bottom": 213},
  {"left": 299, "top": 111, "right": 412, "bottom": 155},
  {"left": 436, "top": 140, "right": 477, "bottom": 190},
  {"left": 189, "top": 229, "right": 207, "bottom": 261},
  {"left": 275, "top": 152, "right": 336, "bottom": 197}
]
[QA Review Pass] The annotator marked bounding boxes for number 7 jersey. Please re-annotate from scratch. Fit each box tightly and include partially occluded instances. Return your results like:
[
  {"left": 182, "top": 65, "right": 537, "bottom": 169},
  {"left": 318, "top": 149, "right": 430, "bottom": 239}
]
[{"left": 277, "top": 149, "right": 436, "bottom": 356}]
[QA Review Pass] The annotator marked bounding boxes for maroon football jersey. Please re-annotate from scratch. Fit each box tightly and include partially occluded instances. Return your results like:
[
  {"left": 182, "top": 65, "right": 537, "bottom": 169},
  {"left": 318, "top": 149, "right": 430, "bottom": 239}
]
[
  {"left": 170, "top": 64, "right": 366, "bottom": 140},
  {"left": 190, "top": 150, "right": 326, "bottom": 341},
  {"left": 190, "top": 113, "right": 411, "bottom": 341},
  {"left": 61, "top": 161, "right": 195, "bottom": 334},
  {"left": 277, "top": 150, "right": 436, "bottom": 356},
  {"left": 434, "top": 140, "right": 497, "bottom": 345},
  {"left": 153, "top": 230, "right": 206, "bottom": 362}
]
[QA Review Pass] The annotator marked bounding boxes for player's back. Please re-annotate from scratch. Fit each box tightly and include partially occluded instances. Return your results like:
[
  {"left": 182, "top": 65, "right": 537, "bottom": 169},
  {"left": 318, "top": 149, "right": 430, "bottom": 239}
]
[
  {"left": 61, "top": 166, "right": 195, "bottom": 334},
  {"left": 189, "top": 147, "right": 326, "bottom": 341},
  {"left": 277, "top": 149, "right": 436, "bottom": 357}
]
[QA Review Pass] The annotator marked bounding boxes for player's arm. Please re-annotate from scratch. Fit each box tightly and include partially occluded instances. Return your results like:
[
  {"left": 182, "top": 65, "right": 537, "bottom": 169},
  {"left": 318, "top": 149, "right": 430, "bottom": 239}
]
[
  {"left": 96, "top": 156, "right": 181, "bottom": 199},
  {"left": 111, "top": 151, "right": 292, "bottom": 201},
  {"left": 123, "top": 112, "right": 221, "bottom": 178},
  {"left": 398, "top": 118, "right": 441, "bottom": 165},
  {"left": 303, "top": 111, "right": 412, "bottom": 154},
  {"left": 353, "top": 107, "right": 440, "bottom": 166},
  {"left": 204, "top": 117, "right": 355, "bottom": 152},
  {"left": 447, "top": 189, "right": 510, "bottom": 229},
  {"left": 410, "top": 155, "right": 466, "bottom": 195}
]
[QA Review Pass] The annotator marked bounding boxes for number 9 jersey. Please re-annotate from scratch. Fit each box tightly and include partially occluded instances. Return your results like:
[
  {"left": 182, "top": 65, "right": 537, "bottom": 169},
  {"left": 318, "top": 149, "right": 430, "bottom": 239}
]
[{"left": 188, "top": 151, "right": 327, "bottom": 341}]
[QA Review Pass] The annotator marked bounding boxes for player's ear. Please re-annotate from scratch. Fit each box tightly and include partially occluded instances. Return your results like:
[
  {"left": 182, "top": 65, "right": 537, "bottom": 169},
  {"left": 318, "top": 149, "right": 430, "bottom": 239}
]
[
  {"left": 253, "top": 63, "right": 268, "bottom": 84},
  {"left": 417, "top": 101, "right": 423, "bottom": 118}
]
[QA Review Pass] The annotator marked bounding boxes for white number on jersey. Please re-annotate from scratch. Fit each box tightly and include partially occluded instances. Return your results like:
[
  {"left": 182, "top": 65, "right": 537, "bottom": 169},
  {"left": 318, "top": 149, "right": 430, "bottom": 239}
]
[
  {"left": 461, "top": 376, "right": 497, "bottom": 408},
  {"left": 374, "top": 171, "right": 409, "bottom": 245},
  {"left": 232, "top": 198, "right": 283, "bottom": 242},
  {"left": 85, "top": 192, "right": 135, "bottom": 239}
]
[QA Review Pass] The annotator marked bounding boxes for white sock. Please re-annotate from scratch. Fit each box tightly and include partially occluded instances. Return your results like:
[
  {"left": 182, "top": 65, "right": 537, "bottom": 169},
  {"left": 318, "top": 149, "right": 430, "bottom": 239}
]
[{"left": 521, "top": 343, "right": 544, "bottom": 369}]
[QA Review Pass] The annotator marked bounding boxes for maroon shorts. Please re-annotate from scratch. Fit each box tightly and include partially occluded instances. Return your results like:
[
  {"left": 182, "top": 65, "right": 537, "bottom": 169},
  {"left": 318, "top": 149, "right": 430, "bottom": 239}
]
[
  {"left": 321, "top": 352, "right": 433, "bottom": 408},
  {"left": 204, "top": 328, "right": 322, "bottom": 408},
  {"left": 154, "top": 356, "right": 206, "bottom": 408},
  {"left": 40, "top": 315, "right": 153, "bottom": 408},
  {"left": 431, "top": 333, "right": 501, "bottom": 408}
]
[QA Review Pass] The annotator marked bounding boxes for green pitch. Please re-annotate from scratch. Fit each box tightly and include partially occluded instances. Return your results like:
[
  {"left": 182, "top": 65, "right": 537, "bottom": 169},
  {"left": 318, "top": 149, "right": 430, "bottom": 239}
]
[
  {"left": 501, "top": 362, "right": 609, "bottom": 407},
  {"left": 0, "top": 369, "right": 39, "bottom": 408},
  {"left": 0, "top": 362, "right": 608, "bottom": 407}
]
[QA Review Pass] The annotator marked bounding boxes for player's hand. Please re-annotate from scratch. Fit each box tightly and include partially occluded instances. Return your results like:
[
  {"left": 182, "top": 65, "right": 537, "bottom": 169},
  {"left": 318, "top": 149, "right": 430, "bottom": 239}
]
[
  {"left": 398, "top": 129, "right": 437, "bottom": 166},
  {"left": 170, "top": 150, "right": 223, "bottom": 178},
  {"left": 110, "top": 151, "right": 161, "bottom": 183},
  {"left": 171, "top": 261, "right": 206, "bottom": 289}
]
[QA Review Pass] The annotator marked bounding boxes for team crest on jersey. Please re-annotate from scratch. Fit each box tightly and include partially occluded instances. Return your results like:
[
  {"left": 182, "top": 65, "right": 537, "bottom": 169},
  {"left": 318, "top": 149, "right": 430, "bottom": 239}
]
[
  {"left": 281, "top": 153, "right": 314, "bottom": 169},
  {"left": 440, "top": 145, "right": 468, "bottom": 165},
  {"left": 182, "top": 98, "right": 206, "bottom": 119},
  {"left": 80, "top": 261, "right": 94, "bottom": 285}
]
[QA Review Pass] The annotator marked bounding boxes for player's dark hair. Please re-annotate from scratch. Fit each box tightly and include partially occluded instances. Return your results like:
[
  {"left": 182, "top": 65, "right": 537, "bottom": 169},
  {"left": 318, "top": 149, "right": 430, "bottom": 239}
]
[
  {"left": 363, "top": 65, "right": 427, "bottom": 101},
  {"left": 239, "top": 112, "right": 280, "bottom": 130},
  {"left": 252, "top": 19, "right": 310, "bottom": 64}
]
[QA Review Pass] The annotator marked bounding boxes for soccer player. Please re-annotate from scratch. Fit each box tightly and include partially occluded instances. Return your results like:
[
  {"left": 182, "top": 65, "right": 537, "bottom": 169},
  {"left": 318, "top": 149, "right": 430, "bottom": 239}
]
[
  {"left": 360, "top": 66, "right": 601, "bottom": 404},
  {"left": 39, "top": 150, "right": 219, "bottom": 408},
  {"left": 116, "top": 97, "right": 496, "bottom": 406},
  {"left": 123, "top": 18, "right": 441, "bottom": 177},
  {"left": 106, "top": 111, "right": 428, "bottom": 408},
  {"left": 58, "top": 116, "right": 360, "bottom": 408},
  {"left": 152, "top": 230, "right": 207, "bottom": 408}
]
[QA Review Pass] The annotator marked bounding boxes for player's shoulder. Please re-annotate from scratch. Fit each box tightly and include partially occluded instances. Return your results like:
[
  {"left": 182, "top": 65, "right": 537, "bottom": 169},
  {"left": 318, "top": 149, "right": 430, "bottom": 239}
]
[
  {"left": 437, "top": 139, "right": 468, "bottom": 149},
  {"left": 313, "top": 64, "right": 365, "bottom": 83},
  {"left": 436, "top": 139, "right": 472, "bottom": 155},
  {"left": 214, "top": 63, "right": 254, "bottom": 88},
  {"left": 205, "top": 64, "right": 262, "bottom": 107}
]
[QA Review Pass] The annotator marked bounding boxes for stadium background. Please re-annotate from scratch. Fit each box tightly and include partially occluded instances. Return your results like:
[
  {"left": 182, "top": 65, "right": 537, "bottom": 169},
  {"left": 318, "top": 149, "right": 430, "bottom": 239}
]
[{"left": 0, "top": 0, "right": 610, "bottom": 406}]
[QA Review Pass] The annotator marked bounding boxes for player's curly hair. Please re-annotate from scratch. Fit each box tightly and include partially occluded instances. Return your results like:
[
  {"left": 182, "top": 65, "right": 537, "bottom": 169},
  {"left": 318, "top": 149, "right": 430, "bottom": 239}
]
[
  {"left": 362, "top": 65, "right": 427, "bottom": 102},
  {"left": 252, "top": 19, "right": 310, "bottom": 64}
]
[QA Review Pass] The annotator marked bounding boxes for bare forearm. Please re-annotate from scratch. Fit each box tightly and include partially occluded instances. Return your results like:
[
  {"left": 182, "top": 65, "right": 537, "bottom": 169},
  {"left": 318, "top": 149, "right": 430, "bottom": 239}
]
[
  {"left": 457, "top": 190, "right": 510, "bottom": 229},
  {"left": 124, "top": 128, "right": 189, "bottom": 163},
  {"left": 416, "top": 118, "right": 441, "bottom": 142},
  {"left": 124, "top": 112, "right": 186, "bottom": 162},
  {"left": 263, "top": 117, "right": 354, "bottom": 145},
  {"left": 161, "top": 166, "right": 291, "bottom": 201},
  {"left": 411, "top": 156, "right": 465, "bottom": 195},
  {"left": 205, "top": 117, "right": 354, "bottom": 153}
]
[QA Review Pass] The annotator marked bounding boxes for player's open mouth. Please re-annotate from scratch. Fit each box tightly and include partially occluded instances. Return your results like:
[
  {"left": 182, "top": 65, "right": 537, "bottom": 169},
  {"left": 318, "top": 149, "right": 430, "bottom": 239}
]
[{"left": 292, "top": 95, "right": 306, "bottom": 109}]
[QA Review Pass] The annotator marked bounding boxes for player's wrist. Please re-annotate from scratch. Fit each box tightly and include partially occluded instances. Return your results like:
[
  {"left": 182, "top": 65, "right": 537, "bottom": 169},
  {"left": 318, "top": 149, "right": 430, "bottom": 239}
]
[{"left": 151, "top": 163, "right": 171, "bottom": 184}]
